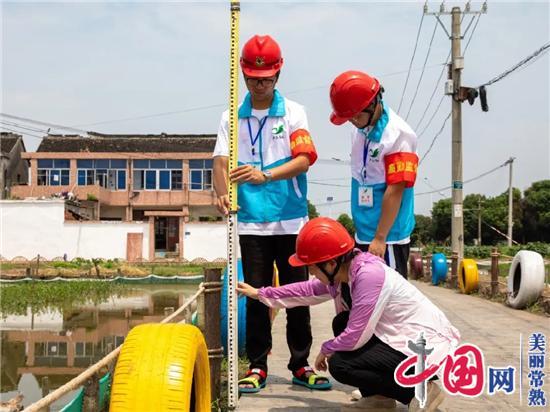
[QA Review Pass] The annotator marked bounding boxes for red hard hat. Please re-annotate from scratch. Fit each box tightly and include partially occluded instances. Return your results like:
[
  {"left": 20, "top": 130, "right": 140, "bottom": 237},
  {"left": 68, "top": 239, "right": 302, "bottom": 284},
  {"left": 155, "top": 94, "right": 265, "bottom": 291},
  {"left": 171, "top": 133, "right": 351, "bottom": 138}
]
[
  {"left": 289, "top": 217, "right": 355, "bottom": 267},
  {"left": 240, "top": 35, "right": 284, "bottom": 78},
  {"left": 329, "top": 70, "right": 380, "bottom": 125}
]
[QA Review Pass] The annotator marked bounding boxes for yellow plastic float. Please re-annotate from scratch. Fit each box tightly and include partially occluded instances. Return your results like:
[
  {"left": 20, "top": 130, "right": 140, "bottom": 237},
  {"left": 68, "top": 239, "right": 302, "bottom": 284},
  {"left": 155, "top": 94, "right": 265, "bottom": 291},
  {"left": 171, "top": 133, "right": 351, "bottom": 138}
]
[
  {"left": 458, "top": 258, "right": 479, "bottom": 294},
  {"left": 270, "top": 263, "right": 280, "bottom": 323},
  {"left": 110, "top": 323, "right": 210, "bottom": 412}
]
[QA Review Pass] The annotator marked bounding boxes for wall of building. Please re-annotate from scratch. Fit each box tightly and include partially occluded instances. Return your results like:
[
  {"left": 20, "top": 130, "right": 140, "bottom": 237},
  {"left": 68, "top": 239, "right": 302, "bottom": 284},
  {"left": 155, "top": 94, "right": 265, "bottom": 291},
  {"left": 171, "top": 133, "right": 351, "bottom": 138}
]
[
  {"left": 8, "top": 141, "right": 29, "bottom": 186},
  {"left": 0, "top": 200, "right": 148, "bottom": 260},
  {"left": 0, "top": 200, "right": 227, "bottom": 261},
  {"left": 184, "top": 222, "right": 227, "bottom": 261}
]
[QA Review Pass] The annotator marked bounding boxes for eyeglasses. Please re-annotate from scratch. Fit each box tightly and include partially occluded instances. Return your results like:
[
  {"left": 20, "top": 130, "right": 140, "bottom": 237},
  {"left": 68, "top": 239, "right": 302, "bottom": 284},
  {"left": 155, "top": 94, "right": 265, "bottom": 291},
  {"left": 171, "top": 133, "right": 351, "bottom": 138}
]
[{"left": 246, "top": 77, "right": 276, "bottom": 87}]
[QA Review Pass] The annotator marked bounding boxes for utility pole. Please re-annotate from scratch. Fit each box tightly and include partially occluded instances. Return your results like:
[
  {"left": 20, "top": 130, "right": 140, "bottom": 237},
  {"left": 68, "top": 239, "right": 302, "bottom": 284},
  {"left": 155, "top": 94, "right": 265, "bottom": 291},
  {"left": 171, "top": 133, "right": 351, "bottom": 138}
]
[
  {"left": 451, "top": 6, "right": 464, "bottom": 259},
  {"left": 327, "top": 196, "right": 334, "bottom": 219},
  {"left": 506, "top": 157, "right": 515, "bottom": 246},
  {"left": 424, "top": 1, "right": 487, "bottom": 259}
]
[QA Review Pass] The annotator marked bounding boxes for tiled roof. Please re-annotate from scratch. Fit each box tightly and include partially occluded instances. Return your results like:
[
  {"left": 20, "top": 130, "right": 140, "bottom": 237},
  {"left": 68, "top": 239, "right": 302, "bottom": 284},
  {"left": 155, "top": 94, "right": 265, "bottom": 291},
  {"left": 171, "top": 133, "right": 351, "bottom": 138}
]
[
  {"left": 37, "top": 133, "right": 217, "bottom": 153},
  {"left": 0, "top": 133, "right": 22, "bottom": 154}
]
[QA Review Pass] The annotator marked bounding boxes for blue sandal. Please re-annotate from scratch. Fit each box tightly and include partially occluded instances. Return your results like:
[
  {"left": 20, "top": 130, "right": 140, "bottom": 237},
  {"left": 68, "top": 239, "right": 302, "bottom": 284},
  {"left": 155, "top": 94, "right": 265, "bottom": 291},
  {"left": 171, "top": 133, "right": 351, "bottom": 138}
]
[
  {"left": 238, "top": 368, "right": 267, "bottom": 394},
  {"left": 292, "top": 366, "right": 332, "bottom": 390}
]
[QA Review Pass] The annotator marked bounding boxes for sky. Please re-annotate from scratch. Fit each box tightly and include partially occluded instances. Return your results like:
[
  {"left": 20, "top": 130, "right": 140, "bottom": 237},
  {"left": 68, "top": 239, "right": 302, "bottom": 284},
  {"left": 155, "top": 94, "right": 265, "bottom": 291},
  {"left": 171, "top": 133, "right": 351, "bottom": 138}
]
[{"left": 1, "top": 0, "right": 549, "bottom": 217}]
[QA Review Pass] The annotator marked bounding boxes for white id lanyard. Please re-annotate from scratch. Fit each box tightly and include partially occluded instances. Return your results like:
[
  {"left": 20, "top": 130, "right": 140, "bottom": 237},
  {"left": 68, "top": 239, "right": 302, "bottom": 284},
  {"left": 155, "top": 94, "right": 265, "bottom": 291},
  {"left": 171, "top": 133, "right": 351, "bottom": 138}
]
[{"left": 358, "top": 135, "right": 374, "bottom": 208}]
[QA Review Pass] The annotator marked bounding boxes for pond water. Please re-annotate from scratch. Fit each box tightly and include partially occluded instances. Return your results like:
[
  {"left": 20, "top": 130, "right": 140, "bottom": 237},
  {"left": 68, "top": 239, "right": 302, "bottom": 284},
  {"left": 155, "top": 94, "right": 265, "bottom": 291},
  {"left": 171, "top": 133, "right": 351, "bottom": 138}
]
[{"left": 0, "top": 281, "right": 199, "bottom": 410}]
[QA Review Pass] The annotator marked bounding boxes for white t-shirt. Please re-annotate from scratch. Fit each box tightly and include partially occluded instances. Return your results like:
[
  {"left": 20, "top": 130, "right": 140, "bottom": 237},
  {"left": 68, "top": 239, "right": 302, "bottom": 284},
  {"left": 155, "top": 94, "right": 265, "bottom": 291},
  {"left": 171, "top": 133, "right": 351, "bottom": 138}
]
[{"left": 214, "top": 106, "right": 308, "bottom": 235}]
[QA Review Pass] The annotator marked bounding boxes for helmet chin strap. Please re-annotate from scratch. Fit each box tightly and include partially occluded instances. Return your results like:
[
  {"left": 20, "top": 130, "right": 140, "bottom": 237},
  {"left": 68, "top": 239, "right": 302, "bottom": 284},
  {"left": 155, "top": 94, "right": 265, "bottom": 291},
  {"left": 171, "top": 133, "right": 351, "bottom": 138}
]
[
  {"left": 316, "top": 250, "right": 360, "bottom": 286},
  {"left": 317, "top": 256, "right": 344, "bottom": 286},
  {"left": 360, "top": 91, "right": 384, "bottom": 129}
]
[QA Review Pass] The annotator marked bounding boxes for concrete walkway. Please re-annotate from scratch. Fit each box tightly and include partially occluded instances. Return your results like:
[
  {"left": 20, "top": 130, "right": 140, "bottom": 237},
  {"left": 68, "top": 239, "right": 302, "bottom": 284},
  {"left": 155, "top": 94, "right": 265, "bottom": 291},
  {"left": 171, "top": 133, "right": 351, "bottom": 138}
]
[{"left": 237, "top": 280, "right": 549, "bottom": 411}]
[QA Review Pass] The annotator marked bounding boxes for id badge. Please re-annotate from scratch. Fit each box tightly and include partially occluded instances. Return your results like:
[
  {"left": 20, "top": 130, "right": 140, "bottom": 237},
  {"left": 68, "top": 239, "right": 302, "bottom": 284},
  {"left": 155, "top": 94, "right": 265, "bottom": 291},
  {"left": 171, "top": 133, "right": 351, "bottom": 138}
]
[{"left": 358, "top": 186, "right": 374, "bottom": 208}]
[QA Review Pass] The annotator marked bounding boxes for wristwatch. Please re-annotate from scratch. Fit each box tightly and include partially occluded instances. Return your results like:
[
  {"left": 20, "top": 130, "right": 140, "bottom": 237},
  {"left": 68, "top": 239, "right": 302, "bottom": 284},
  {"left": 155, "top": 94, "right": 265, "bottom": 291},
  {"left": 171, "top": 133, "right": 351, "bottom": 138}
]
[{"left": 262, "top": 170, "right": 273, "bottom": 183}]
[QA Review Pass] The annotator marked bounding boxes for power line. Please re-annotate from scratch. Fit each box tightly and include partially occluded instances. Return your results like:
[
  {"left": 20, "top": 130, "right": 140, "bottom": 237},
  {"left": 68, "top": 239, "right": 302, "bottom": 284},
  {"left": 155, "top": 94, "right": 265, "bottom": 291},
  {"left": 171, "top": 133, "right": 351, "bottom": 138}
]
[
  {"left": 314, "top": 199, "right": 350, "bottom": 207},
  {"left": 0, "top": 126, "right": 44, "bottom": 140},
  {"left": 312, "top": 157, "right": 511, "bottom": 195},
  {"left": 72, "top": 64, "right": 445, "bottom": 128},
  {"left": 461, "top": 14, "right": 477, "bottom": 39},
  {"left": 72, "top": 104, "right": 227, "bottom": 128},
  {"left": 397, "top": 10, "right": 426, "bottom": 114},
  {"left": 414, "top": 12, "right": 481, "bottom": 134},
  {"left": 416, "top": 160, "right": 510, "bottom": 196},
  {"left": 414, "top": 63, "right": 448, "bottom": 133},
  {"left": 423, "top": 167, "right": 520, "bottom": 245},
  {"left": 309, "top": 181, "right": 349, "bottom": 188},
  {"left": 316, "top": 157, "right": 351, "bottom": 165},
  {"left": 419, "top": 111, "right": 452, "bottom": 164},
  {"left": 3, "top": 61, "right": 447, "bottom": 134},
  {"left": 0, "top": 120, "right": 48, "bottom": 134},
  {"left": 478, "top": 42, "right": 550, "bottom": 87},
  {"left": 463, "top": 13, "right": 481, "bottom": 53},
  {"left": 405, "top": 20, "right": 438, "bottom": 121},
  {"left": 0, "top": 113, "right": 89, "bottom": 136},
  {"left": 309, "top": 177, "right": 349, "bottom": 182}
]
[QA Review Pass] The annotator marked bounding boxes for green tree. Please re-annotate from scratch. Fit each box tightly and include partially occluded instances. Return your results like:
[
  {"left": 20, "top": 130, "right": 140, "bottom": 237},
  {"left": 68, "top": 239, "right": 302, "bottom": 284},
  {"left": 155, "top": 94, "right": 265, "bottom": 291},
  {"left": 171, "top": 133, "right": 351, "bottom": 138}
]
[
  {"left": 431, "top": 198, "right": 452, "bottom": 243},
  {"left": 307, "top": 199, "right": 319, "bottom": 219},
  {"left": 337, "top": 213, "right": 355, "bottom": 237},
  {"left": 522, "top": 180, "right": 550, "bottom": 242},
  {"left": 411, "top": 214, "right": 433, "bottom": 246},
  {"left": 480, "top": 188, "right": 523, "bottom": 244},
  {"left": 463, "top": 194, "right": 486, "bottom": 244}
]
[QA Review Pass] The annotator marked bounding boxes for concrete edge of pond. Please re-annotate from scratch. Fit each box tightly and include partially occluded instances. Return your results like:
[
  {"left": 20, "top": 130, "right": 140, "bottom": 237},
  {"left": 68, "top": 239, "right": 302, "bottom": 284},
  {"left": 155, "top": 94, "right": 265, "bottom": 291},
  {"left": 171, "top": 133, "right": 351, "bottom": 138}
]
[{"left": 0, "top": 274, "right": 205, "bottom": 284}]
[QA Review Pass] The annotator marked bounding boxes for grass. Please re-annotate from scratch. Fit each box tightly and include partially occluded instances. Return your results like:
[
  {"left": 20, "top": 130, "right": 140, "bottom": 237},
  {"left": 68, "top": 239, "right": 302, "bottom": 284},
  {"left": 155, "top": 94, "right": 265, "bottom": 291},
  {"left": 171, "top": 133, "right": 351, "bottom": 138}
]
[
  {"left": 0, "top": 260, "right": 224, "bottom": 278},
  {"left": 213, "top": 357, "right": 250, "bottom": 412},
  {"left": 0, "top": 281, "right": 129, "bottom": 317},
  {"left": 145, "top": 264, "right": 205, "bottom": 277}
]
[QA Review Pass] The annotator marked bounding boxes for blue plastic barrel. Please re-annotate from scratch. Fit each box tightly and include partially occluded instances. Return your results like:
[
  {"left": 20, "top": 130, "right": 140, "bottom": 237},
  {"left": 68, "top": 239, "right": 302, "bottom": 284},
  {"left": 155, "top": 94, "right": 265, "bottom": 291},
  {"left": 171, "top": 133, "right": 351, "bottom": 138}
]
[
  {"left": 431, "top": 253, "right": 448, "bottom": 285},
  {"left": 220, "top": 259, "right": 247, "bottom": 356}
]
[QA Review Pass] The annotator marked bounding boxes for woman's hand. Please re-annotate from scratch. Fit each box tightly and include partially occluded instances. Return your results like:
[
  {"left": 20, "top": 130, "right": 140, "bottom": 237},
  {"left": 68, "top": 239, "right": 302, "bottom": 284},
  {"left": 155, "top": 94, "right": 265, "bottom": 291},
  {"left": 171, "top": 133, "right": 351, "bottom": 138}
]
[
  {"left": 236, "top": 282, "right": 259, "bottom": 300},
  {"left": 314, "top": 351, "right": 332, "bottom": 372}
]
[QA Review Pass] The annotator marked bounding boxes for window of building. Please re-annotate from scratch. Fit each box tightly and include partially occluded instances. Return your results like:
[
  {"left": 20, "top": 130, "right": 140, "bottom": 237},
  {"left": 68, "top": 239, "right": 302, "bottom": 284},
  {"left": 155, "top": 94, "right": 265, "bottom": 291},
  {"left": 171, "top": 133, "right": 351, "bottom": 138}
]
[
  {"left": 34, "top": 341, "right": 68, "bottom": 357},
  {"left": 37, "top": 159, "right": 70, "bottom": 186},
  {"left": 76, "top": 159, "right": 127, "bottom": 190},
  {"left": 75, "top": 342, "right": 94, "bottom": 357},
  {"left": 132, "top": 159, "right": 183, "bottom": 191},
  {"left": 189, "top": 159, "right": 213, "bottom": 191}
]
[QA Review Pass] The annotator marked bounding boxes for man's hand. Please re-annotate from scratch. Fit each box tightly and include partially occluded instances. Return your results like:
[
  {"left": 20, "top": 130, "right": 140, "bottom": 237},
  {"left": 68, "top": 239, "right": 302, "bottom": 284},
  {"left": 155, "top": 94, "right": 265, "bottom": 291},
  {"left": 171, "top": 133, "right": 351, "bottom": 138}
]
[
  {"left": 229, "top": 165, "right": 267, "bottom": 185},
  {"left": 236, "top": 282, "right": 259, "bottom": 300},
  {"left": 314, "top": 351, "right": 331, "bottom": 372},
  {"left": 368, "top": 236, "right": 387, "bottom": 258},
  {"left": 216, "top": 194, "right": 230, "bottom": 216}
]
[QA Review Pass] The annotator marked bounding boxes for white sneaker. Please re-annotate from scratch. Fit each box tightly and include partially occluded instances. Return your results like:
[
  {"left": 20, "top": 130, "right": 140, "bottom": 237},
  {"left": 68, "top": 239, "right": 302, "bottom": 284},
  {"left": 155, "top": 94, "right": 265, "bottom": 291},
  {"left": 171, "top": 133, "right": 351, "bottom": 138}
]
[
  {"left": 408, "top": 382, "right": 445, "bottom": 412},
  {"left": 341, "top": 395, "right": 397, "bottom": 411},
  {"left": 351, "top": 389, "right": 362, "bottom": 401}
]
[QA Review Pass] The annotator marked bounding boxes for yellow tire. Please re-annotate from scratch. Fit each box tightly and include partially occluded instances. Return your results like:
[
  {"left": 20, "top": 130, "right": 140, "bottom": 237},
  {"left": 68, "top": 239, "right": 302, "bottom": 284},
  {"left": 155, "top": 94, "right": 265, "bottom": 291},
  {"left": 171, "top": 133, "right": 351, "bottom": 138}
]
[
  {"left": 458, "top": 259, "right": 479, "bottom": 294},
  {"left": 110, "top": 323, "right": 211, "bottom": 412}
]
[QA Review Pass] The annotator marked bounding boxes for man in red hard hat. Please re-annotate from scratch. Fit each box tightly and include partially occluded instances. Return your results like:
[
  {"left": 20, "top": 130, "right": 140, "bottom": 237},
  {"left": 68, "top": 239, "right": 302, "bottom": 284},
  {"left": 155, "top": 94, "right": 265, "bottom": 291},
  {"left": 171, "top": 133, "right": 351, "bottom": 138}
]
[
  {"left": 237, "top": 217, "right": 459, "bottom": 411},
  {"left": 329, "top": 70, "right": 419, "bottom": 280},
  {"left": 213, "top": 35, "right": 326, "bottom": 393}
]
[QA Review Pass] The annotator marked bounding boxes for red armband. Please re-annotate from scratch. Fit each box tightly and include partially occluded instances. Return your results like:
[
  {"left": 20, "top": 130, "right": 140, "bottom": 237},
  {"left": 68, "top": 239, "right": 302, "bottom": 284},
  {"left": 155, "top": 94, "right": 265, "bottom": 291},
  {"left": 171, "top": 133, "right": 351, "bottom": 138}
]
[
  {"left": 385, "top": 152, "right": 418, "bottom": 187},
  {"left": 290, "top": 129, "right": 318, "bottom": 165}
]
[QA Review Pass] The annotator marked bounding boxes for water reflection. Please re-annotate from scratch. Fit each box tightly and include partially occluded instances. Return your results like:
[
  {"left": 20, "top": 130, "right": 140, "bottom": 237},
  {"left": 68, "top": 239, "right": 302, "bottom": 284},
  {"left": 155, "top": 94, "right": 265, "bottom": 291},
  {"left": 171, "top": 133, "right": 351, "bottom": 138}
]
[{"left": 0, "top": 284, "right": 198, "bottom": 410}]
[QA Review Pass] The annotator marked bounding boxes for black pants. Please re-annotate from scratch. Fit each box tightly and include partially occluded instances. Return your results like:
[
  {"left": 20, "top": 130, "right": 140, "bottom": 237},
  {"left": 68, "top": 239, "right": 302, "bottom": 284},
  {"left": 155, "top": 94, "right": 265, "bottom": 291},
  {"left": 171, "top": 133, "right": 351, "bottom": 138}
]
[
  {"left": 328, "top": 311, "right": 415, "bottom": 405},
  {"left": 239, "top": 234, "right": 312, "bottom": 373},
  {"left": 356, "top": 242, "right": 410, "bottom": 279}
]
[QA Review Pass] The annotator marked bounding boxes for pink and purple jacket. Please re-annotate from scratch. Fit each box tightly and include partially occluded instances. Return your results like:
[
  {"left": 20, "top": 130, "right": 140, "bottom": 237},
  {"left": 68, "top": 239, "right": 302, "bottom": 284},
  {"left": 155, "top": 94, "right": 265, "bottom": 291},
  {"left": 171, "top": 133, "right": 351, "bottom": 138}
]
[{"left": 257, "top": 252, "right": 460, "bottom": 366}]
